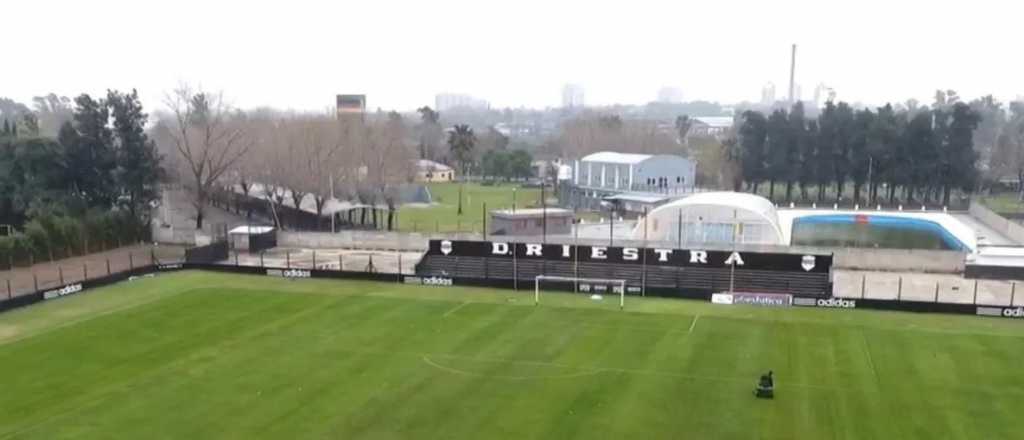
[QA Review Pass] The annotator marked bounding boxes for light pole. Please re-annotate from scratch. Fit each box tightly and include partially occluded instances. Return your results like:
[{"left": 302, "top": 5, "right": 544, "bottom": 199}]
[
  {"left": 457, "top": 183, "right": 464, "bottom": 215},
  {"left": 512, "top": 187, "right": 517, "bottom": 214},
  {"left": 601, "top": 200, "right": 614, "bottom": 247},
  {"left": 541, "top": 183, "right": 547, "bottom": 243}
]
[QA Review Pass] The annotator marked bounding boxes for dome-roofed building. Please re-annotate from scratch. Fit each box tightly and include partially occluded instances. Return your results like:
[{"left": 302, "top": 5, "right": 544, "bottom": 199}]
[{"left": 631, "top": 192, "right": 785, "bottom": 245}]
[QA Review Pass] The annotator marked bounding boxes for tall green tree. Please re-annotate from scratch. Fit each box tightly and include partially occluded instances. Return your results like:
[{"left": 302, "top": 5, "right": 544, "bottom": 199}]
[
  {"left": 797, "top": 119, "right": 818, "bottom": 200},
  {"left": 764, "top": 108, "right": 790, "bottom": 200},
  {"left": 507, "top": 150, "right": 534, "bottom": 180},
  {"left": 61, "top": 94, "right": 117, "bottom": 208},
  {"left": 942, "top": 103, "right": 981, "bottom": 205},
  {"left": 849, "top": 109, "right": 874, "bottom": 203},
  {"left": 815, "top": 101, "right": 838, "bottom": 201},
  {"left": 904, "top": 111, "right": 937, "bottom": 202},
  {"left": 738, "top": 111, "right": 768, "bottom": 193},
  {"left": 784, "top": 103, "right": 807, "bottom": 201},
  {"left": 447, "top": 124, "right": 476, "bottom": 176},
  {"left": 416, "top": 106, "right": 442, "bottom": 160},
  {"left": 108, "top": 89, "right": 163, "bottom": 230},
  {"left": 866, "top": 104, "right": 901, "bottom": 204}
]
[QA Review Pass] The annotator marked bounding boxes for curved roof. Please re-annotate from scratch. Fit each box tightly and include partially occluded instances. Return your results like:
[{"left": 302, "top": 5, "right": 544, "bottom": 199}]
[
  {"left": 693, "top": 116, "right": 735, "bottom": 128},
  {"left": 669, "top": 192, "right": 778, "bottom": 218},
  {"left": 639, "top": 192, "right": 785, "bottom": 243},
  {"left": 580, "top": 151, "right": 653, "bottom": 165}
]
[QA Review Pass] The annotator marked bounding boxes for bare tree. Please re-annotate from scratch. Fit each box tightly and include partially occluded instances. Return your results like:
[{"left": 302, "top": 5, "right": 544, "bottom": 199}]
[
  {"left": 163, "top": 85, "right": 251, "bottom": 229},
  {"left": 356, "top": 111, "right": 414, "bottom": 229},
  {"left": 249, "top": 114, "right": 289, "bottom": 228},
  {"left": 301, "top": 116, "right": 344, "bottom": 222},
  {"left": 557, "top": 114, "right": 677, "bottom": 158}
]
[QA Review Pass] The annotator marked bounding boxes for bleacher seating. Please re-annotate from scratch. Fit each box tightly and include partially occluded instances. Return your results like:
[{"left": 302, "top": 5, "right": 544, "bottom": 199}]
[{"left": 415, "top": 254, "right": 831, "bottom": 297}]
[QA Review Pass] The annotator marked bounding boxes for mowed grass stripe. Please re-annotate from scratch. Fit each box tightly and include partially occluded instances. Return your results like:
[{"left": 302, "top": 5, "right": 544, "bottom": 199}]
[
  {"left": 1, "top": 272, "right": 1023, "bottom": 438},
  {"left": 0, "top": 290, "right": 345, "bottom": 439}
]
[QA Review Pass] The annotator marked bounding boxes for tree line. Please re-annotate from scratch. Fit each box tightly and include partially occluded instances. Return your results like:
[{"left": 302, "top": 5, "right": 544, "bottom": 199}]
[
  {"left": 0, "top": 90, "right": 163, "bottom": 262},
  {"left": 151, "top": 89, "right": 531, "bottom": 232},
  {"left": 733, "top": 98, "right": 982, "bottom": 206}
]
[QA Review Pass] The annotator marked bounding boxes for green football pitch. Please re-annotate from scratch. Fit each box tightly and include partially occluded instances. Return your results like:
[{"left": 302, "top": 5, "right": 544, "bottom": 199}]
[{"left": 0, "top": 271, "right": 1022, "bottom": 439}]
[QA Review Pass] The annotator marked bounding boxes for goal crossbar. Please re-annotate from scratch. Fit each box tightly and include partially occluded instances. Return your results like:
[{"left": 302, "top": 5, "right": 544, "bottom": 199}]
[{"left": 534, "top": 275, "right": 626, "bottom": 309}]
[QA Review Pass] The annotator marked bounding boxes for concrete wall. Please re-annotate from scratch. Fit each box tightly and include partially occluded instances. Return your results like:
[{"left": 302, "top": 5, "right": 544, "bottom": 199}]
[
  {"left": 969, "top": 201, "right": 1024, "bottom": 244},
  {"left": 152, "top": 225, "right": 196, "bottom": 246},
  {"left": 278, "top": 231, "right": 466, "bottom": 251},
  {"left": 828, "top": 248, "right": 965, "bottom": 274}
]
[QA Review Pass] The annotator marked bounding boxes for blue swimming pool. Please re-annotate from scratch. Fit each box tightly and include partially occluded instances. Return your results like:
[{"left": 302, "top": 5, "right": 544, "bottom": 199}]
[{"left": 791, "top": 214, "right": 969, "bottom": 251}]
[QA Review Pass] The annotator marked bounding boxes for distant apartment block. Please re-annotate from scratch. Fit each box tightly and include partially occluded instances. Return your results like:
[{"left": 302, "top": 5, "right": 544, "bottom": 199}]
[
  {"left": 656, "top": 87, "right": 683, "bottom": 103},
  {"left": 561, "top": 84, "right": 585, "bottom": 108},
  {"left": 688, "top": 116, "right": 734, "bottom": 138},
  {"left": 435, "top": 93, "right": 489, "bottom": 111},
  {"left": 761, "top": 83, "right": 776, "bottom": 105}
]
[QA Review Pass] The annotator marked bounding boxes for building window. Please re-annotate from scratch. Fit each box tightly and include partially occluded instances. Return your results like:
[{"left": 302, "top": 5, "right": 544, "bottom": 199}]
[{"left": 535, "top": 219, "right": 543, "bottom": 227}]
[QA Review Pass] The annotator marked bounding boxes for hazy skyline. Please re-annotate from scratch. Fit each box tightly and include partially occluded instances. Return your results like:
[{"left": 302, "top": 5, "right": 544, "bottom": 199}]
[{"left": 7, "top": 0, "right": 1023, "bottom": 113}]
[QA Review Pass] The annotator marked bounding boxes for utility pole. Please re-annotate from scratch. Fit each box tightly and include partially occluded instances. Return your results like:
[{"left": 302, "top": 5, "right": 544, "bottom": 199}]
[
  {"left": 609, "top": 207, "right": 614, "bottom": 247},
  {"left": 512, "top": 187, "right": 517, "bottom": 214},
  {"left": 330, "top": 174, "right": 336, "bottom": 233},
  {"left": 457, "top": 184, "right": 464, "bottom": 215},
  {"left": 866, "top": 156, "right": 874, "bottom": 204},
  {"left": 541, "top": 183, "right": 547, "bottom": 243}
]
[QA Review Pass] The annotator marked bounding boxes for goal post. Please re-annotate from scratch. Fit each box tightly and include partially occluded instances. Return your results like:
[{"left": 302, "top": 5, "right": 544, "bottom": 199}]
[{"left": 534, "top": 275, "right": 626, "bottom": 309}]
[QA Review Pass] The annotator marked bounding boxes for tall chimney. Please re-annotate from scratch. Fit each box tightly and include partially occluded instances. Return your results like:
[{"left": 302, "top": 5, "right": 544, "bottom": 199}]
[{"left": 788, "top": 44, "right": 797, "bottom": 106}]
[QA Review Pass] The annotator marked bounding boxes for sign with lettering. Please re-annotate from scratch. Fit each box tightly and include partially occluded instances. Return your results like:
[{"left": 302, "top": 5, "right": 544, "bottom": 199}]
[{"left": 425, "top": 240, "right": 831, "bottom": 273}]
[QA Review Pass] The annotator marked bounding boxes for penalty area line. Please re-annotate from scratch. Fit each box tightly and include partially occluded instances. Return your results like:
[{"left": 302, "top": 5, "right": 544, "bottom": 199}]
[
  {"left": 688, "top": 314, "right": 700, "bottom": 333},
  {"left": 442, "top": 301, "right": 470, "bottom": 318}
]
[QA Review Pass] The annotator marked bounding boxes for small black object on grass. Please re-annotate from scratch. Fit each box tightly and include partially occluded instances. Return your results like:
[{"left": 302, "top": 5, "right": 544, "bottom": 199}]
[{"left": 754, "top": 370, "right": 774, "bottom": 399}]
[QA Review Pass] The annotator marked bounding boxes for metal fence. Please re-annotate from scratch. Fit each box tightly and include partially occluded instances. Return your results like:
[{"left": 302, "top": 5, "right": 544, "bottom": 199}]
[{"left": 1, "top": 244, "right": 187, "bottom": 300}]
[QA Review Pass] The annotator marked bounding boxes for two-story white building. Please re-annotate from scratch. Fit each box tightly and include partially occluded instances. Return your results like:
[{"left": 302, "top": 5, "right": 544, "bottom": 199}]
[
  {"left": 568, "top": 151, "right": 697, "bottom": 212},
  {"left": 573, "top": 152, "right": 695, "bottom": 193}
]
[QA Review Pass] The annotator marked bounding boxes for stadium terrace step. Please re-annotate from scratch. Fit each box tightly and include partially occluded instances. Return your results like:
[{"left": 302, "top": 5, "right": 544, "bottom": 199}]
[{"left": 416, "top": 254, "right": 831, "bottom": 297}]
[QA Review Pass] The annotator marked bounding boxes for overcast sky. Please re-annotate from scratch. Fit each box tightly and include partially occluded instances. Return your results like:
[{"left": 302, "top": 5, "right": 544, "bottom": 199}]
[{"left": 6, "top": 0, "right": 1022, "bottom": 113}]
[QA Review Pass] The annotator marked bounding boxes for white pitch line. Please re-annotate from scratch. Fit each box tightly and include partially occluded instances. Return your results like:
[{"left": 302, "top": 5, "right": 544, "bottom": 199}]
[
  {"left": 442, "top": 301, "right": 470, "bottom": 318},
  {"left": 860, "top": 329, "right": 880, "bottom": 384},
  {"left": 688, "top": 314, "right": 700, "bottom": 333}
]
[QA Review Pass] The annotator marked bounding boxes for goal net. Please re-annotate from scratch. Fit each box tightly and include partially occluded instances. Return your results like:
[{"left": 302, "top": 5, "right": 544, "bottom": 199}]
[{"left": 534, "top": 275, "right": 627, "bottom": 310}]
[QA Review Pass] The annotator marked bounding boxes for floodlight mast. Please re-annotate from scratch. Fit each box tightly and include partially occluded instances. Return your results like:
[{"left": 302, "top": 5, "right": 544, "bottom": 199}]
[{"left": 534, "top": 275, "right": 625, "bottom": 310}]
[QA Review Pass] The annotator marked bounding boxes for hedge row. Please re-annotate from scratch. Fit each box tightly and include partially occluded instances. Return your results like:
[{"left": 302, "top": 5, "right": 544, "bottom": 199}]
[{"left": 0, "top": 211, "right": 147, "bottom": 269}]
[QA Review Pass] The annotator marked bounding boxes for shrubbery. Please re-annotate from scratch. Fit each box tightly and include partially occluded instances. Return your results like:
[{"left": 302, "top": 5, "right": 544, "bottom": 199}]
[{"left": 0, "top": 210, "right": 145, "bottom": 269}]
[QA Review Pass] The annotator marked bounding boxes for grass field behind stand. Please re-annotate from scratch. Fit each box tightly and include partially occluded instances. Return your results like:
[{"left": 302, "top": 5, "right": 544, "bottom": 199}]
[
  {"left": 0, "top": 272, "right": 1022, "bottom": 439},
  {"left": 398, "top": 183, "right": 542, "bottom": 233}
]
